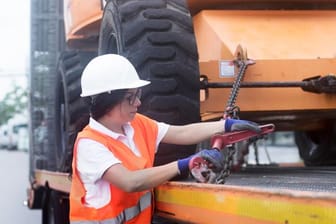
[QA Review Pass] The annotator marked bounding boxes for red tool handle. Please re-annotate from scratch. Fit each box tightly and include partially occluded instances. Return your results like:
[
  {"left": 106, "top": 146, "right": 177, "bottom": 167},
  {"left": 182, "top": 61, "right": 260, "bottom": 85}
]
[{"left": 211, "top": 124, "right": 275, "bottom": 150}]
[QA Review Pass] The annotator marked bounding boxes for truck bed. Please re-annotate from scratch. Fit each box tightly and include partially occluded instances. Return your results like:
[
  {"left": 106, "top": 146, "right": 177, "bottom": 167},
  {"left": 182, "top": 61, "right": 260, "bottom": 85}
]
[
  {"left": 34, "top": 166, "right": 336, "bottom": 223},
  {"left": 155, "top": 166, "right": 336, "bottom": 224},
  {"left": 225, "top": 166, "right": 336, "bottom": 193}
]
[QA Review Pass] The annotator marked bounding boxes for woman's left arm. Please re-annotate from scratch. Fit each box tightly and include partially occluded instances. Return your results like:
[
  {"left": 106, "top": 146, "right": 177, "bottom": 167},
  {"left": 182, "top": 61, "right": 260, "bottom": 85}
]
[{"left": 162, "top": 120, "right": 225, "bottom": 145}]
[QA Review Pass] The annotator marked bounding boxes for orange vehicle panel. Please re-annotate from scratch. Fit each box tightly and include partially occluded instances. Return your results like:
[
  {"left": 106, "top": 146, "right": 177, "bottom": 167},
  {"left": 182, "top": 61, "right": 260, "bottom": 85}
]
[
  {"left": 193, "top": 10, "right": 336, "bottom": 122},
  {"left": 200, "top": 59, "right": 336, "bottom": 113},
  {"left": 187, "top": 0, "right": 336, "bottom": 15},
  {"left": 193, "top": 10, "right": 336, "bottom": 61},
  {"left": 63, "top": 0, "right": 103, "bottom": 47}
]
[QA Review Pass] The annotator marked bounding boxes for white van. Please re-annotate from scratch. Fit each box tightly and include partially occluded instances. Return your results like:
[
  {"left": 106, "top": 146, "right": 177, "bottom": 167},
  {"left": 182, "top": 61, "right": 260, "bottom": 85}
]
[
  {"left": 17, "top": 124, "right": 29, "bottom": 151},
  {"left": 0, "top": 125, "right": 10, "bottom": 149},
  {"left": 0, "top": 123, "right": 18, "bottom": 150},
  {"left": 0, "top": 113, "right": 28, "bottom": 150}
]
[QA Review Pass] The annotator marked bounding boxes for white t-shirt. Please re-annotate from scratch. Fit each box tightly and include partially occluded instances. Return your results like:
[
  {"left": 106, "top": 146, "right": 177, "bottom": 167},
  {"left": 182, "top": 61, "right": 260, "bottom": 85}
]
[{"left": 76, "top": 117, "right": 169, "bottom": 208}]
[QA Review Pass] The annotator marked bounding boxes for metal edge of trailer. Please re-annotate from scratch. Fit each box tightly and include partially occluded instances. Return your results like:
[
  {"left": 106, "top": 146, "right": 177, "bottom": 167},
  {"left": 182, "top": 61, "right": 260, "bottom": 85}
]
[
  {"left": 32, "top": 169, "right": 336, "bottom": 224},
  {"left": 26, "top": 169, "right": 71, "bottom": 209},
  {"left": 155, "top": 181, "right": 336, "bottom": 224},
  {"left": 34, "top": 169, "right": 71, "bottom": 193}
]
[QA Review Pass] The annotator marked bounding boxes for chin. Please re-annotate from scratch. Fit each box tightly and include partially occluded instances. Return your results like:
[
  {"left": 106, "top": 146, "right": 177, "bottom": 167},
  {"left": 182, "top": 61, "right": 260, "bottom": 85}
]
[{"left": 129, "top": 113, "right": 136, "bottom": 120}]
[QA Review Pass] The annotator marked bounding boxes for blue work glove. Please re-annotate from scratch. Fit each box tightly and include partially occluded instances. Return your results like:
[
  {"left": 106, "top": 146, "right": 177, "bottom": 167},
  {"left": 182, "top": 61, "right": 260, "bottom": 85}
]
[
  {"left": 224, "top": 118, "right": 261, "bottom": 133},
  {"left": 177, "top": 149, "right": 225, "bottom": 183}
]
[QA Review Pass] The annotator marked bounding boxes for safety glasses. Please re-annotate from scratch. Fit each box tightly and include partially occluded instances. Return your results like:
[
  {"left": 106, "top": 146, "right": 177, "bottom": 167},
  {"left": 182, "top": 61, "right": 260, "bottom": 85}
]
[{"left": 124, "top": 89, "right": 142, "bottom": 105}]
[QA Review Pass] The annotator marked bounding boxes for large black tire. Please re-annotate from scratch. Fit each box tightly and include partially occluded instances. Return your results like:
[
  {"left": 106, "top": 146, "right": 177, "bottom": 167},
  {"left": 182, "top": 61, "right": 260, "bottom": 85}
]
[
  {"left": 29, "top": 51, "right": 96, "bottom": 174},
  {"left": 42, "top": 189, "right": 69, "bottom": 224},
  {"left": 38, "top": 51, "right": 96, "bottom": 224},
  {"left": 55, "top": 51, "right": 97, "bottom": 172},
  {"left": 99, "top": 0, "right": 200, "bottom": 166},
  {"left": 294, "top": 122, "right": 336, "bottom": 166}
]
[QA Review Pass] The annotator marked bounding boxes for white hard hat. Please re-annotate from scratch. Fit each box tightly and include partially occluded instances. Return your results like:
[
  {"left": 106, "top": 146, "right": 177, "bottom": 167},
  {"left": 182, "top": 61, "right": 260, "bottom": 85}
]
[{"left": 80, "top": 54, "right": 150, "bottom": 97}]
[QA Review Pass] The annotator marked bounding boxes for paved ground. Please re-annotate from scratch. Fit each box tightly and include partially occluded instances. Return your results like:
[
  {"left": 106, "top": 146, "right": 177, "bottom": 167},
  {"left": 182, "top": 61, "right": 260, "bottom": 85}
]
[{"left": 0, "top": 149, "right": 41, "bottom": 224}]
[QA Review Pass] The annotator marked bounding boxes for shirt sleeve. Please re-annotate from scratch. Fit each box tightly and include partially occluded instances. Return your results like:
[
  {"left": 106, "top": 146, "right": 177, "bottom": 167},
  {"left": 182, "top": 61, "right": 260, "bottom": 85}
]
[
  {"left": 77, "top": 138, "right": 121, "bottom": 183},
  {"left": 155, "top": 121, "right": 170, "bottom": 152}
]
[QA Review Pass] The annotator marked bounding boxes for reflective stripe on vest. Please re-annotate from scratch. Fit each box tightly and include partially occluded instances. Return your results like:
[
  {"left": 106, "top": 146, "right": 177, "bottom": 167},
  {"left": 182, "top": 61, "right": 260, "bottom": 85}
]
[{"left": 71, "top": 191, "right": 152, "bottom": 224}]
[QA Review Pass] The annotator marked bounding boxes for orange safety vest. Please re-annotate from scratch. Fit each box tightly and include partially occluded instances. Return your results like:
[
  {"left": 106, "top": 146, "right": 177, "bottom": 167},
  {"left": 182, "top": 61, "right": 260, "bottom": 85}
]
[{"left": 69, "top": 113, "right": 158, "bottom": 223}]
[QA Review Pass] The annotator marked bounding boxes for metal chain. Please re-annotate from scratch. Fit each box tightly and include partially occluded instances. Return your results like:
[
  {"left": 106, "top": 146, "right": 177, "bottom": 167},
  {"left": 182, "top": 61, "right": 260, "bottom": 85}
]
[
  {"left": 226, "top": 61, "right": 249, "bottom": 109},
  {"left": 215, "top": 145, "right": 236, "bottom": 184},
  {"left": 216, "top": 59, "right": 253, "bottom": 184}
]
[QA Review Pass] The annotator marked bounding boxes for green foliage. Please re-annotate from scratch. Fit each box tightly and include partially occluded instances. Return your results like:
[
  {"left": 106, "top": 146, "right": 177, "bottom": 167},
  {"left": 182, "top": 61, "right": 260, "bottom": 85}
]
[{"left": 0, "top": 85, "right": 28, "bottom": 126}]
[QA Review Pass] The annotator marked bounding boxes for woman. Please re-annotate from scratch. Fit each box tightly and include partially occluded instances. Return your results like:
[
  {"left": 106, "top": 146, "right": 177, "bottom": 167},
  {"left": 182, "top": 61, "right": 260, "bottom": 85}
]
[{"left": 69, "top": 54, "right": 260, "bottom": 224}]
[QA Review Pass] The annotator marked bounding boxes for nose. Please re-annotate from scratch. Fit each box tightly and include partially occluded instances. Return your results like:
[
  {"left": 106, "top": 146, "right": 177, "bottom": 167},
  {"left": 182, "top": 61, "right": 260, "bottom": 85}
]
[{"left": 133, "top": 97, "right": 141, "bottom": 107}]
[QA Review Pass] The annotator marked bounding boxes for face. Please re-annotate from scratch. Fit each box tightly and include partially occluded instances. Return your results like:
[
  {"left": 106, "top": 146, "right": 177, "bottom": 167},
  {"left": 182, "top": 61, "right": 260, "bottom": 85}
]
[{"left": 114, "top": 88, "right": 142, "bottom": 123}]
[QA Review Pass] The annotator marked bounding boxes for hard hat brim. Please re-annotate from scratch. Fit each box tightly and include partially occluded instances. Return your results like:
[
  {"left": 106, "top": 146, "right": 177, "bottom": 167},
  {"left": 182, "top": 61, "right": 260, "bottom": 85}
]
[{"left": 80, "top": 79, "right": 150, "bottom": 97}]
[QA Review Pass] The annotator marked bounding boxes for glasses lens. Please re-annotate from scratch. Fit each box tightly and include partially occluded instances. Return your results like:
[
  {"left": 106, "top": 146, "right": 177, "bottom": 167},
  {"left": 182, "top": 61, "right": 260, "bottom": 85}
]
[{"left": 126, "top": 89, "right": 142, "bottom": 105}]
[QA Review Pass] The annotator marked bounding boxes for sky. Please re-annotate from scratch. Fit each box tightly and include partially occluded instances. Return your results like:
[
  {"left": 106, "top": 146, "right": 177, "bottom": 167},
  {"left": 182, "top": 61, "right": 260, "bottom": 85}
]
[{"left": 0, "top": 0, "right": 30, "bottom": 100}]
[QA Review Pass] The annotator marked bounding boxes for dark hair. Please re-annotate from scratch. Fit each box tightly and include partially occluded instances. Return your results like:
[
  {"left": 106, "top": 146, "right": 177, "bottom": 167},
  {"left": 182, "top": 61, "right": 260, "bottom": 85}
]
[
  {"left": 74, "top": 89, "right": 127, "bottom": 134},
  {"left": 90, "top": 89, "right": 128, "bottom": 120}
]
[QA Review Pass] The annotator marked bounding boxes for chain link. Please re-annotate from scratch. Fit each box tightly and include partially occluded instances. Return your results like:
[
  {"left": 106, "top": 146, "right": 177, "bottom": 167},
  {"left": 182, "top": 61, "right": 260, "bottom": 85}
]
[
  {"left": 215, "top": 145, "right": 236, "bottom": 184},
  {"left": 226, "top": 61, "right": 249, "bottom": 109},
  {"left": 216, "top": 59, "right": 252, "bottom": 184}
]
